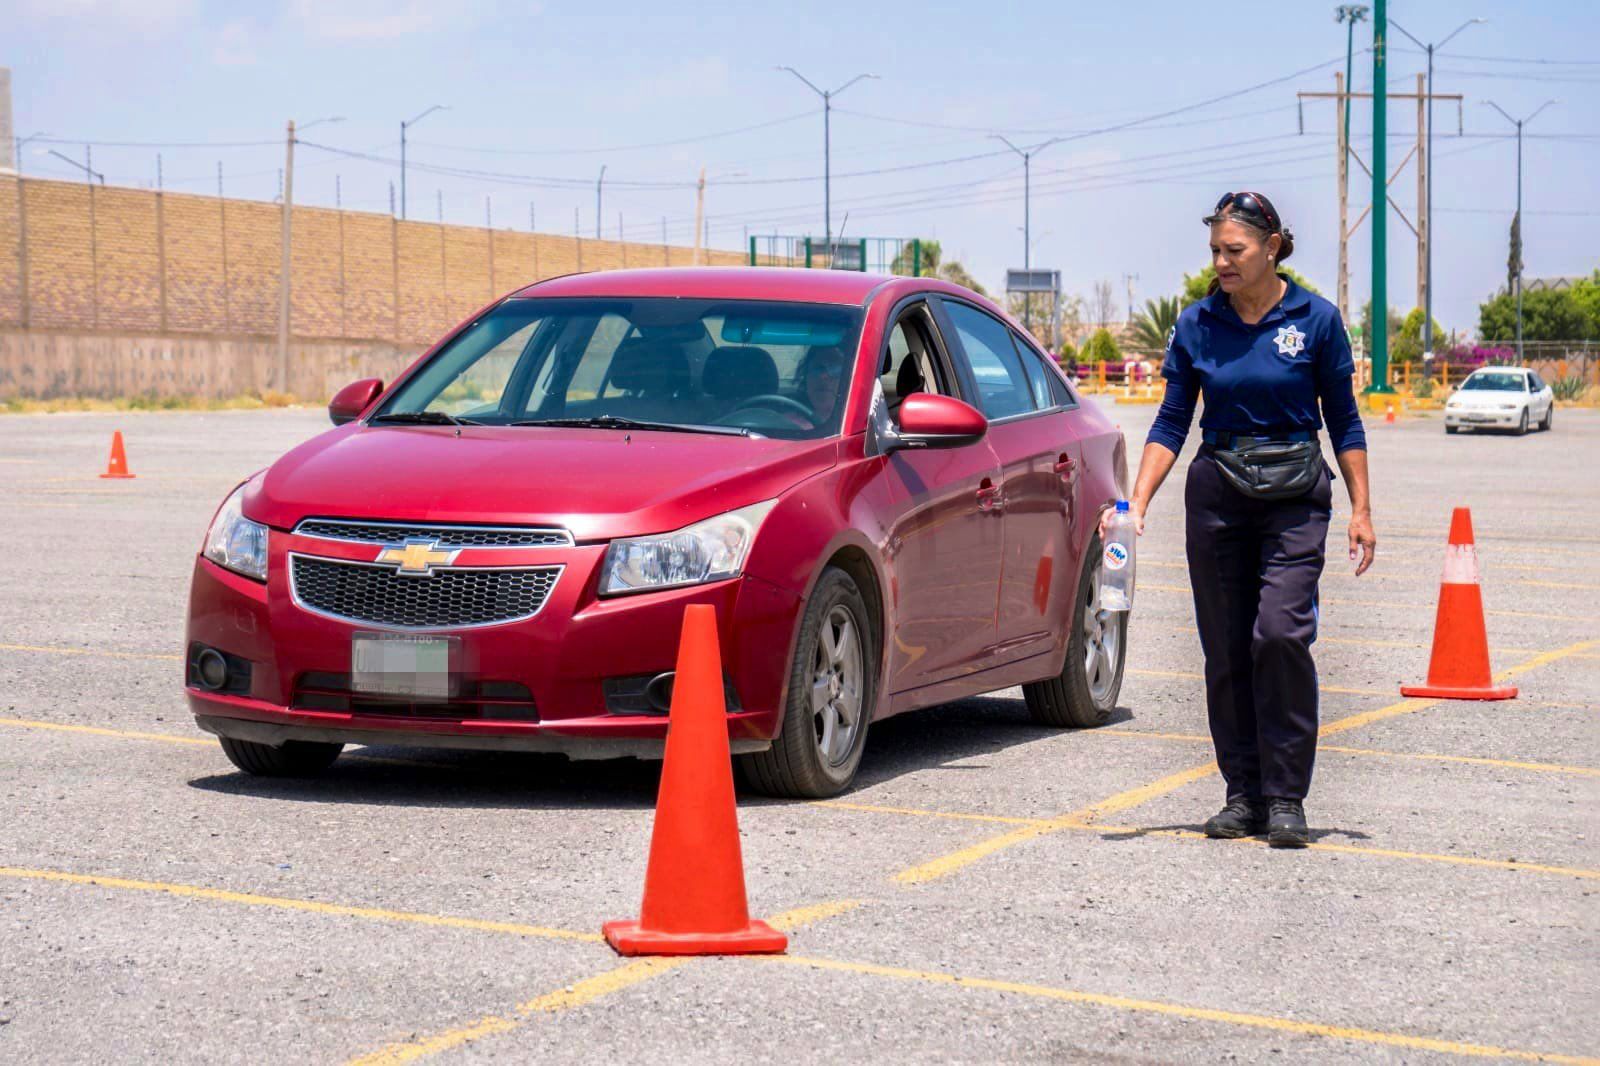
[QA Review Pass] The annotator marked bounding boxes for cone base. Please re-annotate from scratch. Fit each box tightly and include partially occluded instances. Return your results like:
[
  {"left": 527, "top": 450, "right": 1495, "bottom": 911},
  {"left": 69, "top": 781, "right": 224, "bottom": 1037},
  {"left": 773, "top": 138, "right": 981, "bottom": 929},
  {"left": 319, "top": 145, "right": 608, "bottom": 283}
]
[
  {"left": 1400, "top": 682, "right": 1518, "bottom": 701},
  {"left": 602, "top": 919, "right": 788, "bottom": 957},
  {"left": 98, "top": 473, "right": 135, "bottom": 479}
]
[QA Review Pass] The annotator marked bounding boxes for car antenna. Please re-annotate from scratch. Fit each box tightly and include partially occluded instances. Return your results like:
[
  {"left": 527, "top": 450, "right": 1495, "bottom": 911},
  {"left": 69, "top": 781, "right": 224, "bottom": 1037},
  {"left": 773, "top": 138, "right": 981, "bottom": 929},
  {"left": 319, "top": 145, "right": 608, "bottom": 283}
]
[{"left": 831, "top": 212, "right": 851, "bottom": 267}]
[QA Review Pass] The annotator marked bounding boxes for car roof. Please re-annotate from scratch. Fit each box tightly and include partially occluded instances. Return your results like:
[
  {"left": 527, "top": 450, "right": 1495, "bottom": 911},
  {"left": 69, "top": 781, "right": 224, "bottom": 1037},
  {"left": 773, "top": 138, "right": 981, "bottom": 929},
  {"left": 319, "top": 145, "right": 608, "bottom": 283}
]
[{"left": 512, "top": 267, "right": 898, "bottom": 306}]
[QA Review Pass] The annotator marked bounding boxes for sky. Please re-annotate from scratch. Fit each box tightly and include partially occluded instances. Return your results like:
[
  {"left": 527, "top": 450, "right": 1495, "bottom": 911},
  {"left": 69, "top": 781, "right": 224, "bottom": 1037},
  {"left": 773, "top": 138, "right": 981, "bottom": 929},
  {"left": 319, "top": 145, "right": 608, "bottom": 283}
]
[{"left": 6, "top": 0, "right": 1598, "bottom": 339}]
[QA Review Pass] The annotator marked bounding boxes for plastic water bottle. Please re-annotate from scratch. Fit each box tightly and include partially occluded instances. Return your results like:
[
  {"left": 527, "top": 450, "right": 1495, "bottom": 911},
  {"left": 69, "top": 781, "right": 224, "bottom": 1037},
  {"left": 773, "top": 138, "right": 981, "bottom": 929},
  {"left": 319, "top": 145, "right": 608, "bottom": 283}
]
[{"left": 1100, "top": 500, "right": 1137, "bottom": 612}]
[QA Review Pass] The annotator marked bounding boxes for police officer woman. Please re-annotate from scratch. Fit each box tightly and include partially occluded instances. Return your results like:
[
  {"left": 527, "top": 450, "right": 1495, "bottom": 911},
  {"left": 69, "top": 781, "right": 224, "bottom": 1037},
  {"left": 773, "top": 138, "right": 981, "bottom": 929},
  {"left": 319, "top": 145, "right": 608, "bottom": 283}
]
[{"left": 1114, "top": 191, "right": 1375, "bottom": 847}]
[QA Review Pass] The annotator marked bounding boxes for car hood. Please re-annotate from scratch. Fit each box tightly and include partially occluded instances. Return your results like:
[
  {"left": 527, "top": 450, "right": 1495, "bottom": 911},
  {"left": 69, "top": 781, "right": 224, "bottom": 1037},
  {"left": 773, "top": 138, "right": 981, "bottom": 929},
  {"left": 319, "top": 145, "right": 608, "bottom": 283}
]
[
  {"left": 1448, "top": 390, "right": 1525, "bottom": 407},
  {"left": 245, "top": 424, "right": 839, "bottom": 542}
]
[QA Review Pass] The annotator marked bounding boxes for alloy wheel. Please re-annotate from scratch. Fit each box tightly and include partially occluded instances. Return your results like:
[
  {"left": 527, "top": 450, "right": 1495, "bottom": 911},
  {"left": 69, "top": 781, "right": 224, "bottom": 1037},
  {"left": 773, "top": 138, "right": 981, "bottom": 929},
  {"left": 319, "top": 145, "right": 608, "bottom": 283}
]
[
  {"left": 812, "top": 604, "right": 865, "bottom": 767},
  {"left": 1082, "top": 560, "right": 1122, "bottom": 707}
]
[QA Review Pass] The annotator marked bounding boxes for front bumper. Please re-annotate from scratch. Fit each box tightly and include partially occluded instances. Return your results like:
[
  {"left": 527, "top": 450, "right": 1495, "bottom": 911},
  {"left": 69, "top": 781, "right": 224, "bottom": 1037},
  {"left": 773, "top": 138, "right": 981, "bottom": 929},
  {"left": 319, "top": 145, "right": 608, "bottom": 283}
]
[
  {"left": 1444, "top": 407, "right": 1522, "bottom": 429},
  {"left": 185, "top": 529, "right": 803, "bottom": 755}
]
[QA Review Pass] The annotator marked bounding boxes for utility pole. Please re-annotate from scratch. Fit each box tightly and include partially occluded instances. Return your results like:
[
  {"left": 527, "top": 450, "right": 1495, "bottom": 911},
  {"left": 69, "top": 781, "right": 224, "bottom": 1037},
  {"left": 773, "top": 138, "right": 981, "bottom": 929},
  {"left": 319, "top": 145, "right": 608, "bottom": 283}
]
[
  {"left": 1336, "top": 71, "right": 1351, "bottom": 327},
  {"left": 278, "top": 119, "right": 294, "bottom": 393},
  {"left": 693, "top": 167, "right": 706, "bottom": 265},
  {"left": 400, "top": 104, "right": 448, "bottom": 221},
  {"left": 777, "top": 67, "right": 879, "bottom": 254},
  {"left": 1486, "top": 99, "right": 1558, "bottom": 361},
  {"left": 1123, "top": 273, "right": 1139, "bottom": 324},
  {"left": 1370, "top": 0, "right": 1390, "bottom": 395},
  {"left": 279, "top": 115, "right": 342, "bottom": 394},
  {"left": 1391, "top": 17, "right": 1486, "bottom": 360},
  {"left": 994, "top": 134, "right": 1063, "bottom": 332},
  {"left": 595, "top": 165, "right": 606, "bottom": 240}
]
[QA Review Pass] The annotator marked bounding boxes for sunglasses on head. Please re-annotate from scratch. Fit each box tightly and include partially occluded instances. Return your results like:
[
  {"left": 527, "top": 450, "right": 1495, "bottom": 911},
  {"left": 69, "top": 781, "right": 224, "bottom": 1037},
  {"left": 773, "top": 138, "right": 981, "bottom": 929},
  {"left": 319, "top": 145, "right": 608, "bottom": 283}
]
[{"left": 1213, "top": 191, "right": 1280, "bottom": 231}]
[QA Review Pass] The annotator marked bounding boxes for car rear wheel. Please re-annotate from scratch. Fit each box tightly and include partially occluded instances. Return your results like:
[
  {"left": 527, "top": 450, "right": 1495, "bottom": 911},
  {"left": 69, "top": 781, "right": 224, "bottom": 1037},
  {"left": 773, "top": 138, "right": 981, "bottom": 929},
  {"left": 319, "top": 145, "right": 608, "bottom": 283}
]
[
  {"left": 1541, "top": 405, "right": 1553, "bottom": 431},
  {"left": 1023, "top": 533, "right": 1127, "bottom": 728},
  {"left": 218, "top": 736, "right": 343, "bottom": 777},
  {"left": 1515, "top": 409, "right": 1529, "bottom": 436},
  {"left": 739, "top": 567, "right": 874, "bottom": 799}
]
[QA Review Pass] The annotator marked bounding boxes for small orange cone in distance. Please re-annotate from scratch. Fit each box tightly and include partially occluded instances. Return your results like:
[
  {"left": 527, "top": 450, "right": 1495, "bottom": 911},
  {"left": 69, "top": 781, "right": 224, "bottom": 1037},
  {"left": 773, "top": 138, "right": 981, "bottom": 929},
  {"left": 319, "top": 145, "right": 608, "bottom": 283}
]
[
  {"left": 99, "top": 431, "right": 135, "bottom": 479},
  {"left": 1401, "top": 508, "right": 1518, "bottom": 700},
  {"left": 602, "top": 604, "right": 787, "bottom": 956},
  {"left": 1385, "top": 402, "right": 1396, "bottom": 424}
]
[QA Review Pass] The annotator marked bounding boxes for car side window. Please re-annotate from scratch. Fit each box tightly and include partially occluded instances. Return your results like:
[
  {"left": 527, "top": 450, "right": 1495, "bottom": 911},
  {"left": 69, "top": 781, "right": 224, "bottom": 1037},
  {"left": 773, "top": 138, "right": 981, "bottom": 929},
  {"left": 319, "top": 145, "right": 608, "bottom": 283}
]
[
  {"left": 880, "top": 308, "right": 952, "bottom": 422},
  {"left": 944, "top": 302, "right": 1036, "bottom": 420},
  {"left": 1528, "top": 372, "right": 1542, "bottom": 392},
  {"left": 1011, "top": 329, "right": 1070, "bottom": 410}
]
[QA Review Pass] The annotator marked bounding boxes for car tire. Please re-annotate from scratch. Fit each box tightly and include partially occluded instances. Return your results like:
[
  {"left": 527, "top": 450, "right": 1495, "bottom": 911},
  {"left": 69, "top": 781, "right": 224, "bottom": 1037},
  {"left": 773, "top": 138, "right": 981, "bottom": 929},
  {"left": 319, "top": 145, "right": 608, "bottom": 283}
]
[
  {"left": 738, "top": 566, "right": 875, "bottom": 799},
  {"left": 1023, "top": 533, "right": 1127, "bottom": 729},
  {"left": 1541, "top": 405, "right": 1553, "bottom": 431},
  {"left": 1445, "top": 425, "right": 1459, "bottom": 435},
  {"left": 1515, "top": 409, "right": 1529, "bottom": 436},
  {"left": 218, "top": 736, "right": 343, "bottom": 777}
]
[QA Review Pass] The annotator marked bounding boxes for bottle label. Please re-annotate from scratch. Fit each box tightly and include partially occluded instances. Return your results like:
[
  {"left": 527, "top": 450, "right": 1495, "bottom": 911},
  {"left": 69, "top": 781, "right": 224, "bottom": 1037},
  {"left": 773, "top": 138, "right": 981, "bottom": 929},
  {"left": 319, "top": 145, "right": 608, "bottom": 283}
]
[{"left": 1103, "top": 542, "right": 1130, "bottom": 571}]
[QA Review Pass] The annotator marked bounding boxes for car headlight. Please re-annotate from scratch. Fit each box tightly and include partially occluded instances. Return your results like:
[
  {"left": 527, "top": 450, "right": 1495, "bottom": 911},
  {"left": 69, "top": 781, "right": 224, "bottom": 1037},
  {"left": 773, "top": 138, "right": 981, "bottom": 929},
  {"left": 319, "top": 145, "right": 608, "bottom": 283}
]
[
  {"left": 202, "top": 483, "right": 269, "bottom": 582},
  {"left": 600, "top": 500, "right": 778, "bottom": 596}
]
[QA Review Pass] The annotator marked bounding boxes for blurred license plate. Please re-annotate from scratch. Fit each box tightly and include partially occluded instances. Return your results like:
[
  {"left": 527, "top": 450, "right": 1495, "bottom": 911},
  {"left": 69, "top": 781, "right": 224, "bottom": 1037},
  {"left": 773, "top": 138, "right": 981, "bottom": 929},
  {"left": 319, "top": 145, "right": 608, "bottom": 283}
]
[{"left": 351, "top": 634, "right": 456, "bottom": 699}]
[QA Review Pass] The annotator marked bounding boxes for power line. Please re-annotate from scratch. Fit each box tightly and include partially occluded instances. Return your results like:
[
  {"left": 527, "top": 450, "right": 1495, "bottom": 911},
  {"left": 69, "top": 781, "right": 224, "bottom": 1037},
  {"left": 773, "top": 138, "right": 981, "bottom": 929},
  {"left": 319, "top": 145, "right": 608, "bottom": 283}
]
[{"left": 408, "top": 110, "right": 819, "bottom": 156}]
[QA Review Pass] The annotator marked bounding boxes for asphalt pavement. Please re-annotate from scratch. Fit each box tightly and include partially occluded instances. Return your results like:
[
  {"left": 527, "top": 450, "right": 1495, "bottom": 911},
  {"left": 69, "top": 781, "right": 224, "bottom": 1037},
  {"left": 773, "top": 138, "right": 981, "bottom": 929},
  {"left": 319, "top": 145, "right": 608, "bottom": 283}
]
[{"left": 1, "top": 401, "right": 1596, "bottom": 1064}]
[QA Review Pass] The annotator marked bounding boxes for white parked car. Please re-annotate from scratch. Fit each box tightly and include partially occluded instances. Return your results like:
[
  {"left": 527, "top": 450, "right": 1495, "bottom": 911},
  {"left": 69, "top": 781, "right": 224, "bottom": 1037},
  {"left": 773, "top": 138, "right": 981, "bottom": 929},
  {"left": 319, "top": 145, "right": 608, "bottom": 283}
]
[{"left": 1443, "top": 367, "right": 1554, "bottom": 435}]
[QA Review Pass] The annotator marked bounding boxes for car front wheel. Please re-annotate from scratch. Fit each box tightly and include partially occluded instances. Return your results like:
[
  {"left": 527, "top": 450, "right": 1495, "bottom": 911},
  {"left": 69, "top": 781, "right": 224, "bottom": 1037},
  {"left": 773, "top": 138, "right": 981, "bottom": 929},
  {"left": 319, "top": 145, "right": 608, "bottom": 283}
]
[
  {"left": 1023, "top": 533, "right": 1127, "bottom": 728},
  {"left": 739, "top": 566, "right": 875, "bottom": 798},
  {"left": 1515, "top": 409, "right": 1529, "bottom": 436},
  {"left": 218, "top": 736, "right": 343, "bottom": 777}
]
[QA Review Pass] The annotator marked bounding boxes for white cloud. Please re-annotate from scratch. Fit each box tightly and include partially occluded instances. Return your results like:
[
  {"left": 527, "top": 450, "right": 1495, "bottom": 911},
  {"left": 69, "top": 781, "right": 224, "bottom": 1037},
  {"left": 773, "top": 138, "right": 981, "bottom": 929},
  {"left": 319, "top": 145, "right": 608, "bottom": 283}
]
[{"left": 212, "top": 20, "right": 258, "bottom": 66}]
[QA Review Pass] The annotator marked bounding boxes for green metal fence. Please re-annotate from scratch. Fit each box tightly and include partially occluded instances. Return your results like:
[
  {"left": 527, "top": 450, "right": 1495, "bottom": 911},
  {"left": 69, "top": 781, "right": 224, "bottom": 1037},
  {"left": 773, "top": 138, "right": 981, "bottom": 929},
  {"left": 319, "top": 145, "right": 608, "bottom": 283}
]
[{"left": 749, "top": 236, "right": 922, "bottom": 276}]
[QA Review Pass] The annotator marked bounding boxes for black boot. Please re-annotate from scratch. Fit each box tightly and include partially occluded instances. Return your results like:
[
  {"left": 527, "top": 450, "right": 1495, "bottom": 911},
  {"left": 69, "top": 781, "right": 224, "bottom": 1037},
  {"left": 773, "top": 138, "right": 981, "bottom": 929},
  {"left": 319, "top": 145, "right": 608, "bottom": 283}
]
[
  {"left": 1203, "top": 796, "right": 1268, "bottom": 839},
  {"left": 1267, "top": 798, "right": 1309, "bottom": 848}
]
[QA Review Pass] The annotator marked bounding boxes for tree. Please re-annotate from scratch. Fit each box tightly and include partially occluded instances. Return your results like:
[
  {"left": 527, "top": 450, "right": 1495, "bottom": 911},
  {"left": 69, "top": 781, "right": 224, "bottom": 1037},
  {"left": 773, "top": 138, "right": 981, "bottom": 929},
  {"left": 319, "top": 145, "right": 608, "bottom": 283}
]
[
  {"left": 1129, "top": 296, "right": 1180, "bottom": 353},
  {"left": 892, "top": 238, "right": 989, "bottom": 297},
  {"left": 1477, "top": 287, "right": 1592, "bottom": 343},
  {"left": 1567, "top": 269, "right": 1600, "bottom": 333},
  {"left": 1081, "top": 327, "right": 1122, "bottom": 363},
  {"left": 1507, "top": 212, "right": 1523, "bottom": 296},
  {"left": 1090, "top": 280, "right": 1117, "bottom": 327},
  {"left": 1391, "top": 308, "right": 1445, "bottom": 364},
  {"left": 1179, "top": 264, "right": 1322, "bottom": 309}
]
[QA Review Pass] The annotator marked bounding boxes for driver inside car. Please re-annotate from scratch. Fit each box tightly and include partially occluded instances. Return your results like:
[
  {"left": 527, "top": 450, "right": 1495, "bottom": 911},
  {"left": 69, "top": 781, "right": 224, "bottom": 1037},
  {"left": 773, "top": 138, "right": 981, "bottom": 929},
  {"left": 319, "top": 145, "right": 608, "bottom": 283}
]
[{"left": 800, "top": 345, "right": 846, "bottom": 427}]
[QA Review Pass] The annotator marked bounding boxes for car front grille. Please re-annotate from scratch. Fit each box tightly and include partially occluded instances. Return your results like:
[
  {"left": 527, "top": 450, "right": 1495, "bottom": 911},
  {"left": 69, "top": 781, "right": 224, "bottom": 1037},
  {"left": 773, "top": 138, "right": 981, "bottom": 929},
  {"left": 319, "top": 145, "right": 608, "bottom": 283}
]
[
  {"left": 294, "top": 519, "right": 571, "bottom": 548},
  {"left": 290, "top": 555, "right": 561, "bottom": 628}
]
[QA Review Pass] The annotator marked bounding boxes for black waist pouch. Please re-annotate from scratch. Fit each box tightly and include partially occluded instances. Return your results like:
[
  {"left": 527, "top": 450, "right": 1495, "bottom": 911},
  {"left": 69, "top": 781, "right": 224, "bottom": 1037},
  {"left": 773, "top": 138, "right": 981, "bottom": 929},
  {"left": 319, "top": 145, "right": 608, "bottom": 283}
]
[{"left": 1211, "top": 439, "right": 1324, "bottom": 500}]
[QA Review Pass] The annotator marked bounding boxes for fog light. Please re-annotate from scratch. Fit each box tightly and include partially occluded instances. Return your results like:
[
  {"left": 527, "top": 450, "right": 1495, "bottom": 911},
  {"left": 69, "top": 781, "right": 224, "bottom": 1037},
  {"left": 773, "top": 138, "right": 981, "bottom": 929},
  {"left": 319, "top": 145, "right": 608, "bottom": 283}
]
[{"left": 196, "top": 648, "right": 229, "bottom": 691}]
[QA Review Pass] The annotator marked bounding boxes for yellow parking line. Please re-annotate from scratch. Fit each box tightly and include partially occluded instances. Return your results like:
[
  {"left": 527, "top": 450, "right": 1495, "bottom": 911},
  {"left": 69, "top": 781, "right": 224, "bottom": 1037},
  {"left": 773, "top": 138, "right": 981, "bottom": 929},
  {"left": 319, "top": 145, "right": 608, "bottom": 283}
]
[
  {"left": 0, "top": 716, "right": 211, "bottom": 746},
  {"left": 345, "top": 958, "right": 688, "bottom": 1066},
  {"left": 758, "top": 955, "right": 1600, "bottom": 1065},
  {"left": 890, "top": 638, "right": 1598, "bottom": 885},
  {"left": 344, "top": 898, "right": 863, "bottom": 1064},
  {"left": 1094, "top": 728, "right": 1600, "bottom": 778},
  {"left": 0, "top": 642, "right": 181, "bottom": 661},
  {"left": 0, "top": 866, "right": 602, "bottom": 942},
  {"left": 816, "top": 800, "right": 1045, "bottom": 827}
]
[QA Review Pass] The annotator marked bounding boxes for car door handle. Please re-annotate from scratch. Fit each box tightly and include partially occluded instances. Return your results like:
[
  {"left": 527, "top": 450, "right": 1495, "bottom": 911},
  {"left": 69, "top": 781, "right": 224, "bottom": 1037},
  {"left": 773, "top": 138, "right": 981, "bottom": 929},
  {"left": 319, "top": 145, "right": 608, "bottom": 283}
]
[
  {"left": 1053, "top": 454, "right": 1077, "bottom": 481},
  {"left": 976, "top": 479, "right": 1003, "bottom": 514}
]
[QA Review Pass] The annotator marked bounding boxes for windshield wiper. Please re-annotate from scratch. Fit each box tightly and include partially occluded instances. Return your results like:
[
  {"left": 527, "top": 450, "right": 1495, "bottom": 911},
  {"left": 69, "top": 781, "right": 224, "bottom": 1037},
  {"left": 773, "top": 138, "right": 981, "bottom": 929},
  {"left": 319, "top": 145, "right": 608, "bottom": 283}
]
[
  {"left": 369, "top": 411, "right": 482, "bottom": 427},
  {"left": 510, "top": 415, "right": 753, "bottom": 437}
]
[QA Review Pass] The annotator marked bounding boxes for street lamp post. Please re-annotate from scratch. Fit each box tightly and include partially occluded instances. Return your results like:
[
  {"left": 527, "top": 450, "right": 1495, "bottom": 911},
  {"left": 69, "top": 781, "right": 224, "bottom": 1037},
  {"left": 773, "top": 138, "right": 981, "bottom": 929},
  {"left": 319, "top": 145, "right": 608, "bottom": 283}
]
[
  {"left": 45, "top": 147, "right": 103, "bottom": 184},
  {"left": 596, "top": 165, "right": 606, "bottom": 240},
  {"left": 1485, "top": 98, "right": 1558, "bottom": 362},
  {"left": 777, "top": 67, "right": 879, "bottom": 255},
  {"left": 994, "top": 135, "right": 1063, "bottom": 332},
  {"left": 1334, "top": 6, "right": 1370, "bottom": 164},
  {"left": 400, "top": 104, "right": 448, "bottom": 221},
  {"left": 1391, "top": 17, "right": 1485, "bottom": 361}
]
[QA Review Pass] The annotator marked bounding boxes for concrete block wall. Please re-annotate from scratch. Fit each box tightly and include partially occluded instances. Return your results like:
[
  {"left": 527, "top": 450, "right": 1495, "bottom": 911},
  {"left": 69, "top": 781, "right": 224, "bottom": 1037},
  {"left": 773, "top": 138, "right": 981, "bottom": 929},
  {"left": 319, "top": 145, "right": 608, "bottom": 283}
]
[{"left": 0, "top": 175, "right": 750, "bottom": 398}]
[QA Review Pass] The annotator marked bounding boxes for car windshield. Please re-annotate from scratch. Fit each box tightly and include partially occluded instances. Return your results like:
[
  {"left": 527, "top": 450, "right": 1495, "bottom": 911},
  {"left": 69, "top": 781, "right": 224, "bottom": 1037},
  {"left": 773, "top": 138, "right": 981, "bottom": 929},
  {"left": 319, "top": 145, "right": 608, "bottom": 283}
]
[
  {"left": 1461, "top": 372, "right": 1525, "bottom": 392},
  {"left": 374, "top": 297, "right": 863, "bottom": 440}
]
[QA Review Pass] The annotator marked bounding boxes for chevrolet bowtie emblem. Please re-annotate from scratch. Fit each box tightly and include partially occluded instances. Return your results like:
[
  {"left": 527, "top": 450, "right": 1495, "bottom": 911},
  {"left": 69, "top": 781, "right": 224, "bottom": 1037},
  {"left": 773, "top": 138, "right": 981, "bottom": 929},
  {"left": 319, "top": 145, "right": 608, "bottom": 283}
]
[{"left": 376, "top": 539, "right": 460, "bottom": 576}]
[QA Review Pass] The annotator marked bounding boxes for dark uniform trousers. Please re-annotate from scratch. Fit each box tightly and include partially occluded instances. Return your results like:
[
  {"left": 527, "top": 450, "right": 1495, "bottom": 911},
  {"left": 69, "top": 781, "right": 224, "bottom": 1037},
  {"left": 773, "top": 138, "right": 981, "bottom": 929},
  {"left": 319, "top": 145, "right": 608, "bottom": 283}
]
[{"left": 1185, "top": 446, "right": 1332, "bottom": 801}]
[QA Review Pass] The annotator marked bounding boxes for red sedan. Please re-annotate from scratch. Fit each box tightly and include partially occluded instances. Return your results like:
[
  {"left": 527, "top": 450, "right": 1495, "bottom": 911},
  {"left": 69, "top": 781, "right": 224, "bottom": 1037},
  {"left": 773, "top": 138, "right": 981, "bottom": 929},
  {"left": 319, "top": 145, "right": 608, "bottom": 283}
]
[{"left": 186, "top": 268, "right": 1129, "bottom": 797}]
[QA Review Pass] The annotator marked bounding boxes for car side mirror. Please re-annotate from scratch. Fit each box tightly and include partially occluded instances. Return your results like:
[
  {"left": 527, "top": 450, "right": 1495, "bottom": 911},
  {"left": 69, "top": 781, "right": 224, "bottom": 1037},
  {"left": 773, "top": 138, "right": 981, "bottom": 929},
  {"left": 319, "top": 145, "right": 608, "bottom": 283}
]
[
  {"left": 329, "top": 378, "right": 384, "bottom": 426},
  {"left": 890, "top": 393, "right": 988, "bottom": 451}
]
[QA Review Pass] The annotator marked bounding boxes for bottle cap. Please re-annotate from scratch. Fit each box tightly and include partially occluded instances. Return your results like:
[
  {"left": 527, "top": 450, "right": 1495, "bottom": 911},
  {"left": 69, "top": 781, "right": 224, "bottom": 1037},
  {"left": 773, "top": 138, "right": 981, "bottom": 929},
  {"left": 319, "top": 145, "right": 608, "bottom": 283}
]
[{"left": 1115, "top": 500, "right": 1130, "bottom": 513}]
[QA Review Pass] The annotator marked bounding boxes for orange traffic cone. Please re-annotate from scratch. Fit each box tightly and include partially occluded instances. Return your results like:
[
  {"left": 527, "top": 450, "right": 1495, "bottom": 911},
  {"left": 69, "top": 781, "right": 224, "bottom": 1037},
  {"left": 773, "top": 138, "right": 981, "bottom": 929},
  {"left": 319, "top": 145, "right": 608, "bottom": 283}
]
[
  {"left": 1385, "top": 402, "right": 1396, "bottom": 424},
  {"left": 1400, "top": 508, "right": 1517, "bottom": 700},
  {"left": 602, "top": 604, "right": 787, "bottom": 956},
  {"left": 99, "top": 431, "right": 136, "bottom": 479}
]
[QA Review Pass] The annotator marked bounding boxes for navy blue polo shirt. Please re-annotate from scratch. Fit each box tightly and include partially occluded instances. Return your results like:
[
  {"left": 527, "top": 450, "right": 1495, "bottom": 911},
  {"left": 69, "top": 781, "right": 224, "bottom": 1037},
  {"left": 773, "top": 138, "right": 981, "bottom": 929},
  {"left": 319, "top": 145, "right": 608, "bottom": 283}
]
[{"left": 1147, "top": 276, "right": 1367, "bottom": 455}]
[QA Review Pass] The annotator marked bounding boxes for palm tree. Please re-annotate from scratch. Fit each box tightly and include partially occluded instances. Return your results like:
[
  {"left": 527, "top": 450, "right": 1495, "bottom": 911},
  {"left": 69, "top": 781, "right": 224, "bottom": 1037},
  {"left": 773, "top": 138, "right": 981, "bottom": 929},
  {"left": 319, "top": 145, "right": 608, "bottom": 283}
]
[
  {"left": 1130, "top": 296, "right": 1180, "bottom": 353},
  {"left": 891, "top": 238, "right": 989, "bottom": 297}
]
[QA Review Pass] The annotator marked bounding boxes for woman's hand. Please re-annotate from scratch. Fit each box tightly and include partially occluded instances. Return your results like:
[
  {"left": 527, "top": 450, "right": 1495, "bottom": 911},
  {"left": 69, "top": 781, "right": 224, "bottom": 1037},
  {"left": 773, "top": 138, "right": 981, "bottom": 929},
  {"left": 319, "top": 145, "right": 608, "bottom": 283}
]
[
  {"left": 1348, "top": 510, "right": 1376, "bottom": 576},
  {"left": 1098, "top": 500, "right": 1146, "bottom": 539}
]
